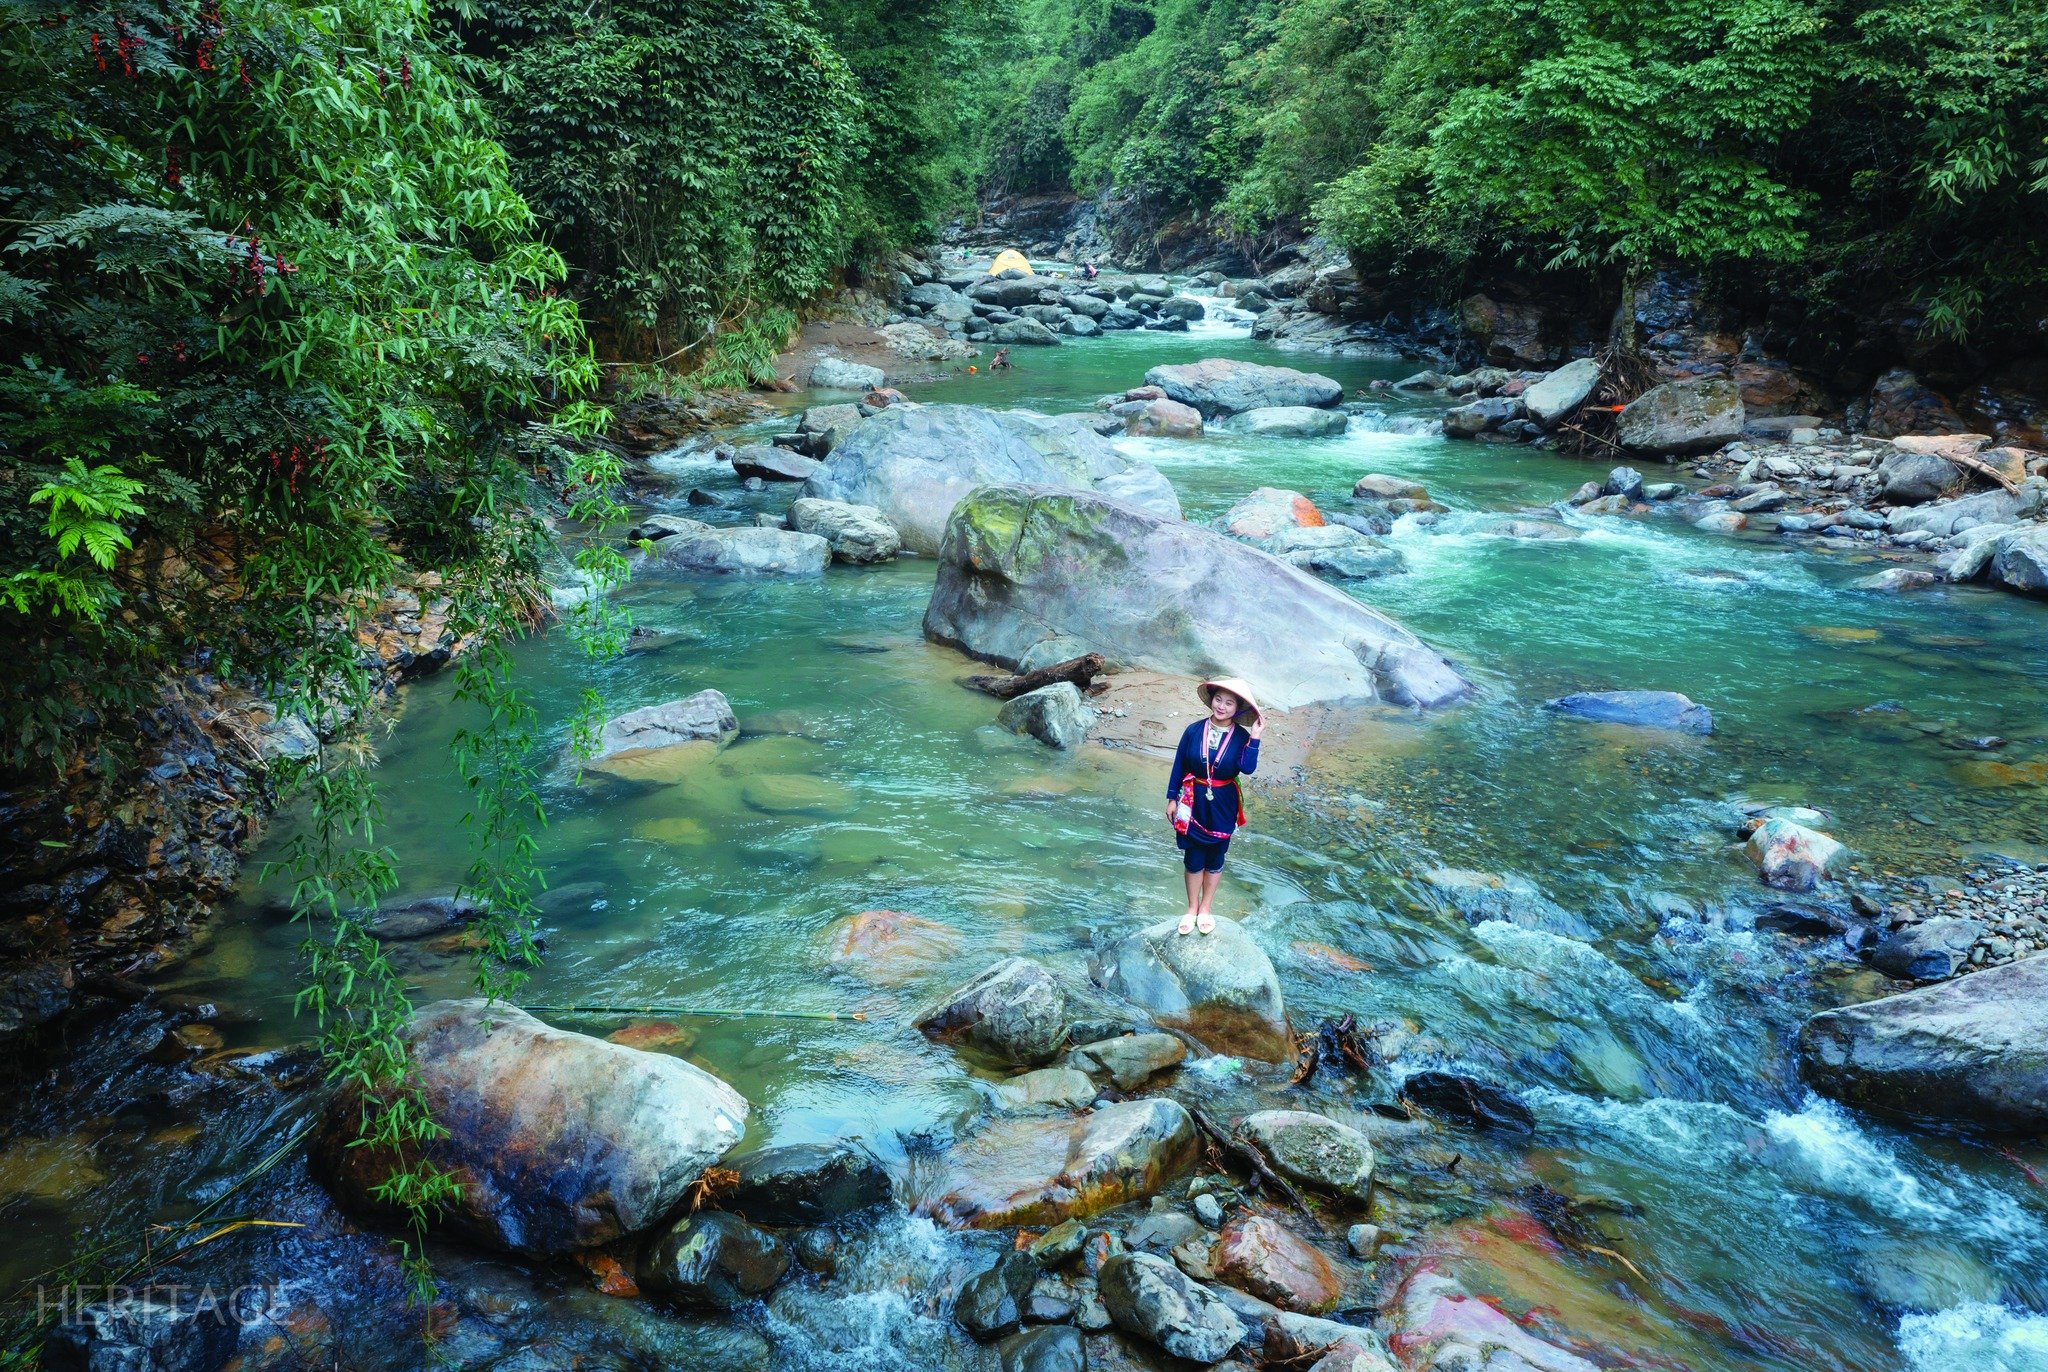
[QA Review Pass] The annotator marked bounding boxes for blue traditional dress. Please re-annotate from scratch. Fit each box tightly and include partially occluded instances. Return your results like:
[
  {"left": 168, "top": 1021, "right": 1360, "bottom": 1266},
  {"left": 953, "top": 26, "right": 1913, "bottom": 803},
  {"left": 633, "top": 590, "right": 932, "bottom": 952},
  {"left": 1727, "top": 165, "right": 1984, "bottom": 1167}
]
[{"left": 1168, "top": 720, "right": 1259, "bottom": 872}]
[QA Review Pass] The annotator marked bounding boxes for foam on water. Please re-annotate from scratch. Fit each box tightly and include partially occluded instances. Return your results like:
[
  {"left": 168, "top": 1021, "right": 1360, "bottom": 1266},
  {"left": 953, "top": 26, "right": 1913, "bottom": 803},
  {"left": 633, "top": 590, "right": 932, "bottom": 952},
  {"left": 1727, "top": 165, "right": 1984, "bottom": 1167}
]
[
  {"left": 1899, "top": 1303, "right": 2048, "bottom": 1372},
  {"left": 1183, "top": 293, "right": 1255, "bottom": 337}
]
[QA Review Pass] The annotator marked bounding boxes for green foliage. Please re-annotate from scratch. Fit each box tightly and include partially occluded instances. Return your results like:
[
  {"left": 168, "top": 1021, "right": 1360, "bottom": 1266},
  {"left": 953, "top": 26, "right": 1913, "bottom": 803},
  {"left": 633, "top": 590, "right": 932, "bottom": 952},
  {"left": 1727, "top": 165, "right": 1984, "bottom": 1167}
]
[
  {"left": 0, "top": 0, "right": 619, "bottom": 1340},
  {"left": 967, "top": 0, "right": 2047, "bottom": 340},
  {"left": 445, "top": 0, "right": 969, "bottom": 362}
]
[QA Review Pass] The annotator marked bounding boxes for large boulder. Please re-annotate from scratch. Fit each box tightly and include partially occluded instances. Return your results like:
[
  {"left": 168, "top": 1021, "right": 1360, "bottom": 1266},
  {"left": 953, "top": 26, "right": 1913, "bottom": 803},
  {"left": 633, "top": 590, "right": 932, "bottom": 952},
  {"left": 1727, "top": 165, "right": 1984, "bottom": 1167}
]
[
  {"left": 913, "top": 957, "right": 1071, "bottom": 1067},
  {"left": 809, "top": 357, "right": 886, "bottom": 391},
  {"left": 801, "top": 404, "right": 1180, "bottom": 555},
  {"left": 315, "top": 1000, "right": 748, "bottom": 1256},
  {"left": 1239, "top": 1111, "right": 1374, "bottom": 1206},
  {"left": 649, "top": 526, "right": 831, "bottom": 577},
  {"left": 786, "top": 496, "right": 902, "bottom": 564},
  {"left": 1989, "top": 525, "right": 2048, "bottom": 596},
  {"left": 1216, "top": 406, "right": 1350, "bottom": 439},
  {"left": 1867, "top": 917, "right": 1984, "bottom": 982},
  {"left": 996, "top": 681, "right": 1093, "bottom": 749},
  {"left": 1065, "top": 1032, "right": 1187, "bottom": 1090},
  {"left": 1798, "top": 956, "right": 2048, "bottom": 1131},
  {"left": 992, "top": 319, "right": 1062, "bottom": 346},
  {"left": 796, "top": 404, "right": 864, "bottom": 456},
  {"left": 1877, "top": 448, "right": 1960, "bottom": 505},
  {"left": 923, "top": 486, "right": 1470, "bottom": 710},
  {"left": 972, "top": 274, "right": 1063, "bottom": 308},
  {"left": 929, "top": 1098, "right": 1198, "bottom": 1228},
  {"left": 1543, "top": 690, "right": 1713, "bottom": 735},
  {"left": 1107, "top": 915, "right": 1288, "bottom": 1059},
  {"left": 1616, "top": 379, "right": 1744, "bottom": 454},
  {"left": 1144, "top": 359, "right": 1344, "bottom": 417},
  {"left": 1099, "top": 1251, "right": 1248, "bottom": 1364},
  {"left": 1210, "top": 1216, "right": 1342, "bottom": 1314},
  {"left": 1442, "top": 395, "right": 1525, "bottom": 438},
  {"left": 1522, "top": 357, "right": 1601, "bottom": 427}
]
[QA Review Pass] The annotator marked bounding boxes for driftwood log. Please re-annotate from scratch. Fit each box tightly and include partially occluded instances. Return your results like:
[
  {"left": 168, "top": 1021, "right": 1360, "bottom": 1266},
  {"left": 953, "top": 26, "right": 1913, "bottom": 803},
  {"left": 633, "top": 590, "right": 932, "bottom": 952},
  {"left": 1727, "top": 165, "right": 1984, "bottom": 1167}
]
[
  {"left": 962, "top": 653, "right": 1106, "bottom": 700},
  {"left": 1190, "top": 1107, "right": 1313, "bottom": 1217},
  {"left": 1950, "top": 449, "right": 2023, "bottom": 496}
]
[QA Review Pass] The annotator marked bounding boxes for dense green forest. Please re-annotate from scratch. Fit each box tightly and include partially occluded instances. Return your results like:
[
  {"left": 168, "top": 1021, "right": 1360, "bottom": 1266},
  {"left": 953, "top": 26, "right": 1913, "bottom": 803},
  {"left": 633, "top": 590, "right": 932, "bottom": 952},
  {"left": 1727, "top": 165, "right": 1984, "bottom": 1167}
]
[{"left": 967, "top": 0, "right": 2047, "bottom": 341}]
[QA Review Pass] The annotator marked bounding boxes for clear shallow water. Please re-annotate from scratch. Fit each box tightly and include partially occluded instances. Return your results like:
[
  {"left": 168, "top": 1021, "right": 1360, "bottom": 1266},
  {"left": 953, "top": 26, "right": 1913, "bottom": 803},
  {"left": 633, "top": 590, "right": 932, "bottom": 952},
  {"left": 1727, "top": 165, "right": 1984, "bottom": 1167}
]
[{"left": 10, "top": 315, "right": 2048, "bottom": 1369}]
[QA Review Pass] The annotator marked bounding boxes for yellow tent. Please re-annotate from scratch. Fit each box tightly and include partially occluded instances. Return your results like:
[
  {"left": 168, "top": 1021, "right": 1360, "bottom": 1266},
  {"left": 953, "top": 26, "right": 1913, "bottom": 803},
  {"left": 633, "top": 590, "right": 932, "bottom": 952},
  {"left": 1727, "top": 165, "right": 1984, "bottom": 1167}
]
[{"left": 987, "top": 249, "right": 1033, "bottom": 276}]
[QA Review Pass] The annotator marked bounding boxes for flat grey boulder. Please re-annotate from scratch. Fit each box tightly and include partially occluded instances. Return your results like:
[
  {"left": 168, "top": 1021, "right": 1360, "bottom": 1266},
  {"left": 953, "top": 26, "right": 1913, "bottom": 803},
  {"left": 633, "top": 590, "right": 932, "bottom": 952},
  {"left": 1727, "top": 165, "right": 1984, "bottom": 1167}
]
[
  {"left": 1216, "top": 406, "right": 1348, "bottom": 439},
  {"left": 1261, "top": 525, "right": 1406, "bottom": 580},
  {"left": 1099, "top": 1251, "right": 1247, "bottom": 1364},
  {"left": 650, "top": 525, "right": 831, "bottom": 577},
  {"left": 802, "top": 404, "right": 1180, "bottom": 555},
  {"left": 1065, "top": 1032, "right": 1187, "bottom": 1090},
  {"left": 996, "top": 681, "right": 1093, "bottom": 749},
  {"left": 1523, "top": 357, "right": 1601, "bottom": 427},
  {"left": 626, "top": 513, "right": 710, "bottom": 543},
  {"left": 1544, "top": 690, "right": 1712, "bottom": 735},
  {"left": 914, "top": 957, "right": 1070, "bottom": 1066},
  {"left": 1616, "top": 378, "right": 1744, "bottom": 454},
  {"left": 731, "top": 445, "right": 821, "bottom": 482},
  {"left": 992, "top": 318, "right": 1061, "bottom": 346},
  {"left": 1239, "top": 1110, "right": 1375, "bottom": 1206},
  {"left": 924, "top": 485, "right": 1469, "bottom": 710},
  {"left": 1107, "top": 915, "right": 1288, "bottom": 1059},
  {"left": 590, "top": 690, "right": 739, "bottom": 771},
  {"left": 1144, "top": 359, "right": 1343, "bottom": 417},
  {"left": 809, "top": 356, "right": 886, "bottom": 390},
  {"left": 786, "top": 496, "right": 902, "bottom": 564},
  {"left": 315, "top": 1000, "right": 748, "bottom": 1255},
  {"left": 1443, "top": 395, "right": 1524, "bottom": 438},
  {"left": 1351, "top": 474, "right": 1430, "bottom": 502},
  {"left": 796, "top": 403, "right": 864, "bottom": 456},
  {"left": 1799, "top": 955, "right": 2048, "bottom": 1131}
]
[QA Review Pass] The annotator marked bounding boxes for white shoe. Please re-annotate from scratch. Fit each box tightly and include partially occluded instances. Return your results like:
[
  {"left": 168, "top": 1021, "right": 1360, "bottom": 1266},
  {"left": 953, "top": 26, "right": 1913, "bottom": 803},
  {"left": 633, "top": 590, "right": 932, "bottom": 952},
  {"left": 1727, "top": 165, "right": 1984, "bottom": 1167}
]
[
  {"left": 1177, "top": 913, "right": 1196, "bottom": 935},
  {"left": 1196, "top": 913, "right": 1216, "bottom": 935}
]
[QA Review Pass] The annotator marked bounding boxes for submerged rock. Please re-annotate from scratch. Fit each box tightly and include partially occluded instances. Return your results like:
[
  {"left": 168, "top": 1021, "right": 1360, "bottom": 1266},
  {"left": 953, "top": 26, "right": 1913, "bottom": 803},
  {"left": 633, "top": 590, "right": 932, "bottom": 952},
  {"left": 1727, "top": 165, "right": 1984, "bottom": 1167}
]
[
  {"left": 924, "top": 486, "right": 1470, "bottom": 710},
  {"left": 1798, "top": 956, "right": 2048, "bottom": 1132},
  {"left": 639, "top": 1212, "right": 790, "bottom": 1310},
  {"left": 1400, "top": 1070, "right": 1537, "bottom": 1133},
  {"left": 40, "top": 1295, "right": 238, "bottom": 1372},
  {"left": 1107, "top": 916, "right": 1289, "bottom": 1059},
  {"left": 1144, "top": 359, "right": 1344, "bottom": 417},
  {"left": 1098, "top": 1251, "right": 1248, "bottom": 1363},
  {"left": 1217, "top": 406, "right": 1350, "bottom": 439},
  {"left": 1544, "top": 690, "right": 1713, "bottom": 735},
  {"left": 802, "top": 404, "right": 1180, "bottom": 554},
  {"left": 929, "top": 1098, "right": 1198, "bottom": 1228},
  {"left": 315, "top": 1000, "right": 748, "bottom": 1256},
  {"left": 913, "top": 957, "right": 1071, "bottom": 1067},
  {"left": 1211, "top": 1216, "right": 1342, "bottom": 1314},
  {"left": 1239, "top": 1110, "right": 1375, "bottom": 1206},
  {"left": 997, "top": 1325, "right": 1085, "bottom": 1372},
  {"left": 996, "top": 682, "right": 1093, "bottom": 750},
  {"left": 1389, "top": 1268, "right": 1600, "bottom": 1372}
]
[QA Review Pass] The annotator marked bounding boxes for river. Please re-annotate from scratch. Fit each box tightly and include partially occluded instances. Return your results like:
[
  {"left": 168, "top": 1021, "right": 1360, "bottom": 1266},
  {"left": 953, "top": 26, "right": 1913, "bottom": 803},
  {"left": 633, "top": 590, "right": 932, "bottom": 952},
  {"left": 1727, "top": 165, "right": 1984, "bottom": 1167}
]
[{"left": 6, "top": 298, "right": 2047, "bottom": 1371}]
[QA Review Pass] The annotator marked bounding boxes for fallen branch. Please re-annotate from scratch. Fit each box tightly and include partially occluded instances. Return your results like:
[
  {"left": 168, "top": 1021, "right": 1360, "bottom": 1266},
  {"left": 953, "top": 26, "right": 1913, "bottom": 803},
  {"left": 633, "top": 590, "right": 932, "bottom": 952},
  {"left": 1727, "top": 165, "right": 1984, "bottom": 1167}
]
[
  {"left": 962, "top": 653, "right": 1105, "bottom": 700},
  {"left": 1190, "top": 1107, "right": 1314, "bottom": 1217},
  {"left": 1949, "top": 449, "right": 2022, "bottom": 496}
]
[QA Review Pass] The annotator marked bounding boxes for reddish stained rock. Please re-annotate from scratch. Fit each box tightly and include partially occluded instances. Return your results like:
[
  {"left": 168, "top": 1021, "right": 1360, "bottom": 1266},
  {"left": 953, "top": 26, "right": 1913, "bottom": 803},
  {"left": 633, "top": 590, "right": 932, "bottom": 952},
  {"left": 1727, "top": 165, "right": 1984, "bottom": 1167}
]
[
  {"left": 826, "top": 909, "right": 963, "bottom": 986},
  {"left": 924, "top": 1098, "right": 1197, "bottom": 1229},
  {"left": 1211, "top": 1216, "right": 1342, "bottom": 1314},
  {"left": 1389, "top": 1265, "right": 1599, "bottom": 1372},
  {"left": 1220, "top": 486, "right": 1327, "bottom": 541}
]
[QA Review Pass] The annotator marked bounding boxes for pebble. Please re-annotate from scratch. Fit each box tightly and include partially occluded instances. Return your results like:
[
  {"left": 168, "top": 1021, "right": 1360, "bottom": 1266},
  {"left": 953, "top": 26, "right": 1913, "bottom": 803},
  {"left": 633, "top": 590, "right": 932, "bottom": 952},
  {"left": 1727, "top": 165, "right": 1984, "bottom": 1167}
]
[
  {"left": 1193, "top": 1193, "right": 1224, "bottom": 1228},
  {"left": 1346, "top": 1223, "right": 1381, "bottom": 1259}
]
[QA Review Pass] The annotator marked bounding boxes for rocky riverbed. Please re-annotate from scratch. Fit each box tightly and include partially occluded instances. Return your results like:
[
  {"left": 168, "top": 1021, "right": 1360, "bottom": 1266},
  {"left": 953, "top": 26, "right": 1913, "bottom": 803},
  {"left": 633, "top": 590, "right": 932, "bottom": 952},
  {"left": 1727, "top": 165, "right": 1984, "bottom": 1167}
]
[{"left": 8, "top": 272, "right": 2048, "bottom": 1372}]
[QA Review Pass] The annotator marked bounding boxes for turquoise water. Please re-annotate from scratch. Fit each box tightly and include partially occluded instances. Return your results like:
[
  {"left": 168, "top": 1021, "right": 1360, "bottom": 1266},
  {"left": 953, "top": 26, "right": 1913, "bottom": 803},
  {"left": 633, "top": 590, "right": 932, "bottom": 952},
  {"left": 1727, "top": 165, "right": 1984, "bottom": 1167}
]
[{"left": 10, "top": 313, "right": 2048, "bottom": 1370}]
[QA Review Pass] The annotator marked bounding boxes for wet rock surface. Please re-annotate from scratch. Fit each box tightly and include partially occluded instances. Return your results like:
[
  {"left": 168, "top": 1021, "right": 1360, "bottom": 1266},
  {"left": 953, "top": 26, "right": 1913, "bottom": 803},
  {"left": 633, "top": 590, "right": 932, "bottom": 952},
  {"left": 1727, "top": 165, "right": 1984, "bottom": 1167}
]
[
  {"left": 316, "top": 1000, "right": 749, "bottom": 1256},
  {"left": 1106, "top": 916, "right": 1289, "bottom": 1059},
  {"left": 928, "top": 1098, "right": 1198, "bottom": 1228},
  {"left": 639, "top": 1212, "right": 791, "bottom": 1309},
  {"left": 914, "top": 957, "right": 1072, "bottom": 1067},
  {"left": 1099, "top": 1250, "right": 1247, "bottom": 1363},
  {"left": 1239, "top": 1110, "right": 1375, "bottom": 1205},
  {"left": 722, "top": 1142, "right": 892, "bottom": 1226}
]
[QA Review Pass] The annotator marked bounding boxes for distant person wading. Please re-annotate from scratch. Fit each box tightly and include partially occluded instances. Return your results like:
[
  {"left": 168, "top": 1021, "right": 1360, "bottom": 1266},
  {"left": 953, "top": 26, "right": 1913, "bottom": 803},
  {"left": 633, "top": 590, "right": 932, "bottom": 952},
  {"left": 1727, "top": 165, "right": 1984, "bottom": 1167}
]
[{"left": 1167, "top": 678, "right": 1263, "bottom": 935}]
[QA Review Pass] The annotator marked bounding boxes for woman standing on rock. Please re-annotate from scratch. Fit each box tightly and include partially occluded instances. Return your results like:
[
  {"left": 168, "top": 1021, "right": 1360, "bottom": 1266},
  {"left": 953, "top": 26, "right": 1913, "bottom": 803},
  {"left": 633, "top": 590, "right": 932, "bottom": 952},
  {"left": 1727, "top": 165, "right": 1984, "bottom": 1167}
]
[{"left": 1167, "top": 678, "right": 1263, "bottom": 935}]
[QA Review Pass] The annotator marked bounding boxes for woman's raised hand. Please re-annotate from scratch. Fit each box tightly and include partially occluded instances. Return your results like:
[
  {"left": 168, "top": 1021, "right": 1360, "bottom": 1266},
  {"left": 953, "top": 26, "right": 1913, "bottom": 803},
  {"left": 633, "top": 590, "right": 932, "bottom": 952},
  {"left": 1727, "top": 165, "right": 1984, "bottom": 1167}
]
[{"left": 1247, "top": 716, "right": 1265, "bottom": 740}]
